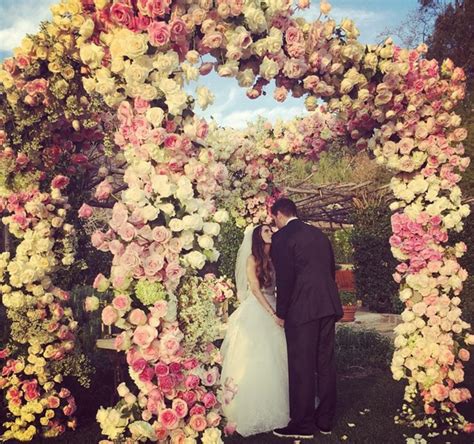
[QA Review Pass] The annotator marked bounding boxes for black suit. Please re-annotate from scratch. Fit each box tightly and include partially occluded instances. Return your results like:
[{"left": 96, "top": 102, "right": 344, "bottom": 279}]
[{"left": 270, "top": 219, "right": 342, "bottom": 433}]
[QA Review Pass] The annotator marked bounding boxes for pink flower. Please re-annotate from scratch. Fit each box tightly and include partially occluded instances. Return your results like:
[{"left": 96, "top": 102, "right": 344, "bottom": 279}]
[
  {"left": 172, "top": 398, "right": 188, "bottom": 418},
  {"left": 170, "top": 18, "right": 187, "bottom": 40},
  {"left": 143, "top": 254, "right": 165, "bottom": 276},
  {"left": 202, "top": 367, "right": 219, "bottom": 386},
  {"left": 95, "top": 179, "right": 112, "bottom": 201},
  {"left": 47, "top": 396, "right": 60, "bottom": 408},
  {"left": 148, "top": 21, "right": 170, "bottom": 46},
  {"left": 110, "top": 3, "right": 134, "bottom": 27},
  {"left": 158, "top": 374, "right": 175, "bottom": 392},
  {"left": 134, "top": 97, "right": 150, "bottom": 114},
  {"left": 459, "top": 348, "right": 470, "bottom": 361},
  {"left": 102, "top": 306, "right": 119, "bottom": 326},
  {"left": 112, "top": 294, "right": 131, "bottom": 312},
  {"left": 183, "top": 358, "right": 199, "bottom": 370},
  {"left": 139, "top": 366, "right": 155, "bottom": 382},
  {"left": 464, "top": 423, "right": 474, "bottom": 433},
  {"left": 189, "top": 414, "right": 207, "bottom": 432},
  {"left": 129, "top": 309, "right": 147, "bottom": 326},
  {"left": 185, "top": 375, "right": 200, "bottom": 390},
  {"left": 131, "top": 357, "right": 147, "bottom": 373},
  {"left": 51, "top": 175, "right": 70, "bottom": 189},
  {"left": 152, "top": 226, "right": 171, "bottom": 243},
  {"left": 155, "top": 362, "right": 169, "bottom": 376},
  {"left": 110, "top": 203, "right": 128, "bottom": 230},
  {"left": 207, "top": 411, "right": 221, "bottom": 427},
  {"left": 118, "top": 223, "right": 137, "bottom": 242},
  {"left": 202, "top": 392, "right": 217, "bottom": 409},
  {"left": 152, "top": 300, "right": 168, "bottom": 318},
  {"left": 133, "top": 325, "right": 158, "bottom": 348},
  {"left": 181, "top": 390, "right": 197, "bottom": 406},
  {"left": 224, "top": 422, "right": 237, "bottom": 436},
  {"left": 78, "top": 203, "right": 93, "bottom": 218},
  {"left": 430, "top": 383, "right": 449, "bottom": 401},
  {"left": 159, "top": 334, "right": 180, "bottom": 356},
  {"left": 23, "top": 380, "right": 39, "bottom": 401},
  {"left": 160, "top": 408, "right": 179, "bottom": 430}
]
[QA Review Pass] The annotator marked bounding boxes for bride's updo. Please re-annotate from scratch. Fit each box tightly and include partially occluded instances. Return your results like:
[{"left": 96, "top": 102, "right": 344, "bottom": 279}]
[{"left": 251, "top": 225, "right": 273, "bottom": 288}]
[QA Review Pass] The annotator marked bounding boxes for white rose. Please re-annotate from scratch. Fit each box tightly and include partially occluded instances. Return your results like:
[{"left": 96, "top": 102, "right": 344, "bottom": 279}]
[
  {"left": 236, "top": 69, "right": 255, "bottom": 88},
  {"left": 151, "top": 175, "right": 172, "bottom": 197},
  {"left": 166, "top": 90, "right": 188, "bottom": 116},
  {"left": 123, "top": 187, "right": 146, "bottom": 205},
  {"left": 158, "top": 203, "right": 175, "bottom": 216},
  {"left": 244, "top": 6, "right": 267, "bottom": 33},
  {"left": 79, "top": 43, "right": 104, "bottom": 69},
  {"left": 146, "top": 107, "right": 164, "bottom": 128},
  {"left": 117, "top": 383, "right": 130, "bottom": 397},
  {"left": 79, "top": 18, "right": 95, "bottom": 40},
  {"left": 202, "top": 427, "right": 223, "bottom": 444},
  {"left": 182, "top": 214, "right": 203, "bottom": 231},
  {"left": 196, "top": 86, "right": 215, "bottom": 110},
  {"left": 182, "top": 62, "right": 200, "bottom": 82},
  {"left": 185, "top": 251, "right": 206, "bottom": 269},
  {"left": 176, "top": 177, "right": 194, "bottom": 202},
  {"left": 169, "top": 219, "right": 184, "bottom": 232},
  {"left": 203, "top": 222, "right": 220, "bottom": 237},
  {"left": 213, "top": 209, "right": 229, "bottom": 223},
  {"left": 259, "top": 56, "right": 279, "bottom": 81},
  {"left": 180, "top": 230, "right": 195, "bottom": 250},
  {"left": 129, "top": 421, "right": 155, "bottom": 441},
  {"left": 159, "top": 78, "right": 180, "bottom": 95},
  {"left": 198, "top": 235, "right": 214, "bottom": 250},
  {"left": 217, "top": 60, "right": 239, "bottom": 77}
]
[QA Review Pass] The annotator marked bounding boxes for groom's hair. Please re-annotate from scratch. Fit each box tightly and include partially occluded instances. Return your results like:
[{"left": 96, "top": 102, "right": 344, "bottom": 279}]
[{"left": 271, "top": 198, "right": 297, "bottom": 217}]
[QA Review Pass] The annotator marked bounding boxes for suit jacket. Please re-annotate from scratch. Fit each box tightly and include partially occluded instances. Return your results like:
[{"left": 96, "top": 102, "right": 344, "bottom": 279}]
[{"left": 270, "top": 219, "right": 343, "bottom": 326}]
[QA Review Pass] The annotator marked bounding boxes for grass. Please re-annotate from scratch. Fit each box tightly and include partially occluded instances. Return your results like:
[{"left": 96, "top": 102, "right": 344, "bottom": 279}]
[{"left": 5, "top": 331, "right": 474, "bottom": 444}]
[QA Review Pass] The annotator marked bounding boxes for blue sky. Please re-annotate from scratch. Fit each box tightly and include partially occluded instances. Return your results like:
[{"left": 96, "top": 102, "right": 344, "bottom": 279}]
[{"left": 0, "top": 0, "right": 420, "bottom": 128}]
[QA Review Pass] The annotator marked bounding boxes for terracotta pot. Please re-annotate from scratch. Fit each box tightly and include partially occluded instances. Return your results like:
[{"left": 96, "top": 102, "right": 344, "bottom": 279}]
[
  {"left": 335, "top": 269, "right": 355, "bottom": 292},
  {"left": 340, "top": 304, "right": 357, "bottom": 323}
]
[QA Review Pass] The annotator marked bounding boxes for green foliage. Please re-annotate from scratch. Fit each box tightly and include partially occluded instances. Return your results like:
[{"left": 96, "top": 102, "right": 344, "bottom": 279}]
[
  {"left": 340, "top": 290, "right": 357, "bottom": 306},
  {"left": 330, "top": 228, "right": 354, "bottom": 264},
  {"left": 459, "top": 276, "right": 474, "bottom": 327},
  {"left": 351, "top": 204, "right": 400, "bottom": 313},
  {"left": 216, "top": 220, "right": 244, "bottom": 282},
  {"left": 335, "top": 327, "right": 394, "bottom": 373}
]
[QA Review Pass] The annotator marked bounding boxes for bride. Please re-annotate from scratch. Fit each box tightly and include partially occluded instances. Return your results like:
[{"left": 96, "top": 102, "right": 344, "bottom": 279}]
[{"left": 220, "top": 225, "right": 290, "bottom": 436}]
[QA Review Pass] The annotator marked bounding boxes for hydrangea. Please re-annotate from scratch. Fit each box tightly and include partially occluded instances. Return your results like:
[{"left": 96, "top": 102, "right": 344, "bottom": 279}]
[{"left": 135, "top": 280, "right": 167, "bottom": 306}]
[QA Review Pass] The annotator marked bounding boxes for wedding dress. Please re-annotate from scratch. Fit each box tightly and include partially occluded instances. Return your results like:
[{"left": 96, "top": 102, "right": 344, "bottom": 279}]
[{"left": 220, "top": 228, "right": 290, "bottom": 437}]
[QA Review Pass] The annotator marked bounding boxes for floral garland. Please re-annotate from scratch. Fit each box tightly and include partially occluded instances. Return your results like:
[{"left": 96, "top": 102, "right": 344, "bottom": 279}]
[
  {"left": 0, "top": 183, "right": 80, "bottom": 441},
  {"left": 0, "top": 0, "right": 471, "bottom": 440}
]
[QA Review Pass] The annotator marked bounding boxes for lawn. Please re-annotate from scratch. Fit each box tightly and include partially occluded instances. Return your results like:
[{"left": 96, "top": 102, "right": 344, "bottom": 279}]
[{"left": 26, "top": 359, "right": 474, "bottom": 444}]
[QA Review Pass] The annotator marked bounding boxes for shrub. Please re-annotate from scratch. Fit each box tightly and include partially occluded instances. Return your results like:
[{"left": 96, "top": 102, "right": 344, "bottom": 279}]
[
  {"left": 335, "top": 327, "right": 393, "bottom": 373},
  {"left": 216, "top": 220, "right": 244, "bottom": 282},
  {"left": 330, "top": 228, "right": 354, "bottom": 264},
  {"left": 351, "top": 204, "right": 400, "bottom": 313},
  {"left": 340, "top": 290, "right": 357, "bottom": 306}
]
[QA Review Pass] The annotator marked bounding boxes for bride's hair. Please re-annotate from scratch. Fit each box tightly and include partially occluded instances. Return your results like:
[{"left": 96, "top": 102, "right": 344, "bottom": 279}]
[{"left": 251, "top": 225, "right": 272, "bottom": 288}]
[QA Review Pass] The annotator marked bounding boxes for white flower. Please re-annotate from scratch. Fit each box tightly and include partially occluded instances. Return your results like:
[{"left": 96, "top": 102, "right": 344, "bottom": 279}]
[
  {"left": 129, "top": 421, "right": 156, "bottom": 441},
  {"left": 185, "top": 251, "right": 206, "bottom": 269},
  {"left": 198, "top": 235, "right": 214, "bottom": 250},
  {"left": 182, "top": 214, "right": 204, "bottom": 231},
  {"left": 146, "top": 107, "right": 165, "bottom": 128},
  {"left": 96, "top": 407, "right": 129, "bottom": 440},
  {"left": 117, "top": 383, "right": 130, "bottom": 397},
  {"left": 236, "top": 69, "right": 256, "bottom": 87},
  {"left": 259, "top": 56, "right": 279, "bottom": 81},
  {"left": 169, "top": 219, "right": 184, "bottom": 232},
  {"left": 182, "top": 61, "right": 199, "bottom": 82},
  {"left": 213, "top": 209, "right": 229, "bottom": 223},
  {"left": 202, "top": 427, "right": 223, "bottom": 444},
  {"left": 180, "top": 230, "right": 195, "bottom": 250},
  {"left": 79, "top": 43, "right": 104, "bottom": 69},
  {"left": 203, "top": 222, "right": 220, "bottom": 237},
  {"left": 176, "top": 177, "right": 194, "bottom": 202},
  {"left": 196, "top": 86, "right": 215, "bottom": 110},
  {"left": 244, "top": 6, "right": 267, "bottom": 33},
  {"left": 152, "top": 175, "right": 173, "bottom": 197}
]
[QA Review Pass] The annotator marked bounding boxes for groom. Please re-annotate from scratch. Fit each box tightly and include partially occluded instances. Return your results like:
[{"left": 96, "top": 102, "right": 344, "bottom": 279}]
[{"left": 270, "top": 198, "right": 343, "bottom": 439}]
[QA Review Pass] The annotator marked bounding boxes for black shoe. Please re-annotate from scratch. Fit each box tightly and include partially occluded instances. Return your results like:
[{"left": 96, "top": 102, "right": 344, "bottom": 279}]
[
  {"left": 316, "top": 425, "right": 332, "bottom": 435},
  {"left": 273, "top": 427, "right": 314, "bottom": 439}
]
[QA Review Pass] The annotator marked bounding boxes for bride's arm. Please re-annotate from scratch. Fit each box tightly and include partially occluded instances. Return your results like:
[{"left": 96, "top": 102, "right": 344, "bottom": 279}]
[{"left": 246, "top": 256, "right": 279, "bottom": 321}]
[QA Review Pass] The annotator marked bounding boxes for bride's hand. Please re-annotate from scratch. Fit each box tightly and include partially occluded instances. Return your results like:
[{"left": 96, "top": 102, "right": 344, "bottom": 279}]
[{"left": 272, "top": 313, "right": 284, "bottom": 327}]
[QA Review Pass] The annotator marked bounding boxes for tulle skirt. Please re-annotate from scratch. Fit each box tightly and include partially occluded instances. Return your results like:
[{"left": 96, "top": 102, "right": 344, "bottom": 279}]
[{"left": 220, "top": 294, "right": 290, "bottom": 437}]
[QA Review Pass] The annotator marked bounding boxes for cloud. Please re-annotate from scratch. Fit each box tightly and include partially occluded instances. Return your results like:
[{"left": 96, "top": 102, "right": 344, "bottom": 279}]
[
  {"left": 219, "top": 105, "right": 308, "bottom": 129},
  {"left": 0, "top": 0, "right": 53, "bottom": 52}
]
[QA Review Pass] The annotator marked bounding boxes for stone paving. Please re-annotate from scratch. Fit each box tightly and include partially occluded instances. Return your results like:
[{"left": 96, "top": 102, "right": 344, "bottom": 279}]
[{"left": 337, "top": 308, "right": 402, "bottom": 339}]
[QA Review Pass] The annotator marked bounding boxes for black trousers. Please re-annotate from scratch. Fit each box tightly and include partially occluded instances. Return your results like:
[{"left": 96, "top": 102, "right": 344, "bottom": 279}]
[{"left": 285, "top": 315, "right": 337, "bottom": 432}]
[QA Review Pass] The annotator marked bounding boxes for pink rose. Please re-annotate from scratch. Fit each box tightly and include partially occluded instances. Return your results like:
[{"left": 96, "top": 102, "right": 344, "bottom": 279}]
[
  {"left": 189, "top": 414, "right": 207, "bottom": 432},
  {"left": 47, "top": 396, "right": 60, "bottom": 408},
  {"left": 91, "top": 231, "right": 107, "bottom": 250},
  {"left": 190, "top": 404, "right": 206, "bottom": 416},
  {"left": 182, "top": 358, "right": 199, "bottom": 370},
  {"left": 109, "top": 239, "right": 125, "bottom": 256},
  {"left": 129, "top": 309, "right": 147, "bottom": 326},
  {"left": 459, "top": 348, "right": 470, "bottom": 361},
  {"left": 118, "top": 223, "right": 137, "bottom": 242},
  {"left": 202, "top": 367, "right": 219, "bottom": 386},
  {"left": 172, "top": 398, "right": 188, "bottom": 418},
  {"left": 202, "top": 32, "right": 223, "bottom": 49},
  {"left": 185, "top": 375, "right": 200, "bottom": 390},
  {"left": 170, "top": 19, "right": 186, "bottom": 40},
  {"left": 430, "top": 383, "right": 449, "bottom": 402},
  {"left": 110, "top": 3, "right": 134, "bottom": 27},
  {"left": 152, "top": 300, "right": 168, "bottom": 318},
  {"left": 148, "top": 21, "right": 170, "bottom": 46},
  {"left": 139, "top": 366, "right": 155, "bottom": 382},
  {"left": 78, "top": 203, "right": 93, "bottom": 219},
  {"left": 102, "top": 306, "right": 119, "bottom": 326},
  {"left": 133, "top": 325, "right": 158, "bottom": 348},
  {"left": 152, "top": 226, "right": 171, "bottom": 243},
  {"left": 160, "top": 408, "right": 179, "bottom": 430},
  {"left": 131, "top": 357, "right": 147, "bottom": 373},
  {"left": 155, "top": 362, "right": 169, "bottom": 376},
  {"left": 51, "top": 175, "right": 70, "bottom": 189},
  {"left": 464, "top": 423, "right": 474, "bottom": 433},
  {"left": 95, "top": 179, "right": 112, "bottom": 201},
  {"left": 112, "top": 294, "right": 131, "bottom": 312},
  {"left": 114, "top": 332, "right": 130, "bottom": 351},
  {"left": 206, "top": 411, "right": 221, "bottom": 427},
  {"left": 224, "top": 422, "right": 237, "bottom": 436},
  {"left": 169, "top": 362, "right": 182, "bottom": 374},
  {"left": 181, "top": 390, "right": 197, "bottom": 406},
  {"left": 110, "top": 203, "right": 128, "bottom": 230},
  {"left": 160, "top": 334, "right": 181, "bottom": 356},
  {"left": 158, "top": 374, "right": 175, "bottom": 392},
  {"left": 202, "top": 392, "right": 217, "bottom": 409},
  {"left": 165, "top": 262, "right": 184, "bottom": 282},
  {"left": 134, "top": 97, "right": 150, "bottom": 114},
  {"left": 143, "top": 254, "right": 165, "bottom": 276}
]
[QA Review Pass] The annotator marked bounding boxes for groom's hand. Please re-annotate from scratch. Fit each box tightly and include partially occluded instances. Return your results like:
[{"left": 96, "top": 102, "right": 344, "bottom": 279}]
[{"left": 275, "top": 317, "right": 285, "bottom": 328}]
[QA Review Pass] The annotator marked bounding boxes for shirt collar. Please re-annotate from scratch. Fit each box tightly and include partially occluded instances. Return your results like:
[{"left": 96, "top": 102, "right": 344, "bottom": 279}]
[{"left": 285, "top": 217, "right": 298, "bottom": 226}]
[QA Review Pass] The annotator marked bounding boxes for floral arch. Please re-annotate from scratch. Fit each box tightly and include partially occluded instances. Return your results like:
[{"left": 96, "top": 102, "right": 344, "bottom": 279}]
[{"left": 0, "top": 0, "right": 473, "bottom": 441}]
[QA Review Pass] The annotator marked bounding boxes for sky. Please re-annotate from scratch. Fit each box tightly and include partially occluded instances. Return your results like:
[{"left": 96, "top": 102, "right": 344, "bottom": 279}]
[{"left": 0, "top": 0, "right": 421, "bottom": 128}]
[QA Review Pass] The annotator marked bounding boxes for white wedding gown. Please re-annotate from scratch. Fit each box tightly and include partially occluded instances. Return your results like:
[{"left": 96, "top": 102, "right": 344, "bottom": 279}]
[{"left": 220, "top": 272, "right": 290, "bottom": 436}]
